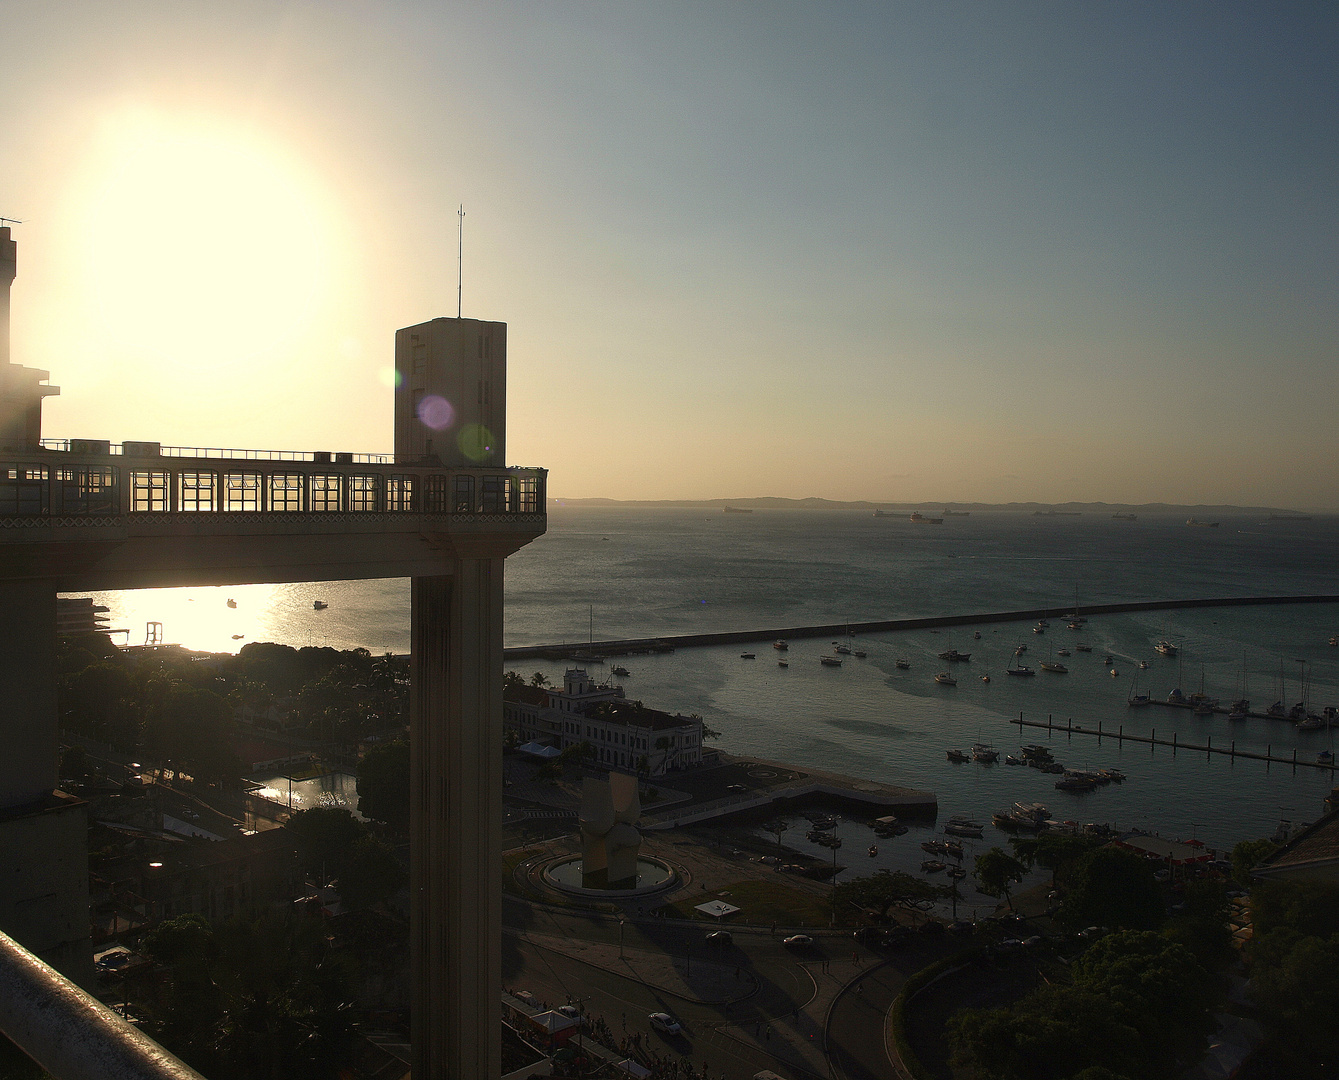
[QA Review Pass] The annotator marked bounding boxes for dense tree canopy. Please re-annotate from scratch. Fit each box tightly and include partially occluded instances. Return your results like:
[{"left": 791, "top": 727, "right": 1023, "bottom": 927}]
[
  {"left": 975, "top": 847, "right": 1028, "bottom": 909},
  {"left": 356, "top": 740, "right": 409, "bottom": 833},
  {"left": 833, "top": 869, "right": 946, "bottom": 922},
  {"left": 1059, "top": 847, "right": 1164, "bottom": 930}
]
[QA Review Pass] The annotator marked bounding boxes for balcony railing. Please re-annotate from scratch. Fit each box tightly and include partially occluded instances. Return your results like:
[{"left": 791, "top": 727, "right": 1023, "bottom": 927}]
[
  {"left": 2, "top": 447, "right": 546, "bottom": 519},
  {"left": 0, "top": 929, "right": 205, "bottom": 1080},
  {"left": 40, "top": 439, "right": 394, "bottom": 464}
]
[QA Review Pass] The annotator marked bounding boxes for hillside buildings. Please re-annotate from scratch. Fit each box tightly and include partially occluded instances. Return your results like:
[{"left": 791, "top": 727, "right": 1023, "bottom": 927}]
[{"left": 504, "top": 667, "right": 704, "bottom": 775}]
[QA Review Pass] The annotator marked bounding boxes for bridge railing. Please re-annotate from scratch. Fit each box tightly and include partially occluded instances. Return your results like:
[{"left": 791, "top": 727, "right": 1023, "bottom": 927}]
[{"left": 0, "top": 929, "right": 205, "bottom": 1080}]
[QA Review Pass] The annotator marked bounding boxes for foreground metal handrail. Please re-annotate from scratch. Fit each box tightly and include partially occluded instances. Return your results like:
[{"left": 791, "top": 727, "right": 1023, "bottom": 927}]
[{"left": 0, "top": 930, "right": 204, "bottom": 1080}]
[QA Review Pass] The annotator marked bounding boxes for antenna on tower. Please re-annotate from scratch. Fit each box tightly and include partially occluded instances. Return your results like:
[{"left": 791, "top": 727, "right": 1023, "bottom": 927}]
[
  {"left": 457, "top": 205, "right": 465, "bottom": 319},
  {"left": 0, "top": 217, "right": 22, "bottom": 228}
]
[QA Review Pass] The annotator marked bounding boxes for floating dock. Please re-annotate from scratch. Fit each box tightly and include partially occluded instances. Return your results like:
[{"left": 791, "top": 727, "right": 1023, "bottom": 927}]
[{"left": 1012, "top": 712, "right": 1338, "bottom": 772}]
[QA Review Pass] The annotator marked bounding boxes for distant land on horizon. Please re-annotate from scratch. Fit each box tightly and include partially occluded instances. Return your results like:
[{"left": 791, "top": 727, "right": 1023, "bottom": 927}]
[{"left": 548, "top": 497, "right": 1327, "bottom": 516}]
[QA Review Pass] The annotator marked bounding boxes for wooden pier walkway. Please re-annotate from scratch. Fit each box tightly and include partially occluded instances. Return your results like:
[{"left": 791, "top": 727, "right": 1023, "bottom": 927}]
[{"left": 1011, "top": 712, "right": 1338, "bottom": 772}]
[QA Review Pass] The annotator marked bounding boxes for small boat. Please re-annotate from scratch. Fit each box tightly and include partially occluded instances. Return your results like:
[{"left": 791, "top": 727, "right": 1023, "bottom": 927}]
[
  {"left": 937, "top": 649, "right": 972, "bottom": 662},
  {"left": 1138, "top": 660, "right": 1149, "bottom": 669},
  {"left": 973, "top": 631, "right": 981, "bottom": 639},
  {"left": 834, "top": 644, "right": 852, "bottom": 655},
  {"left": 611, "top": 665, "right": 630, "bottom": 676},
  {"left": 895, "top": 659, "right": 911, "bottom": 670},
  {"left": 231, "top": 634, "right": 244, "bottom": 640},
  {"left": 1298, "top": 716, "right": 1324, "bottom": 730},
  {"left": 1267, "top": 701, "right": 1287, "bottom": 718},
  {"left": 777, "top": 660, "right": 789, "bottom": 668},
  {"left": 921, "top": 860, "right": 946, "bottom": 873},
  {"left": 1103, "top": 656, "right": 1114, "bottom": 666},
  {"left": 1075, "top": 643, "right": 1092, "bottom": 652},
  {"left": 820, "top": 656, "right": 842, "bottom": 667},
  {"left": 1331, "top": 636, "right": 1338, "bottom": 647},
  {"left": 1099, "top": 769, "right": 1126, "bottom": 783},
  {"left": 1014, "top": 644, "right": 1028, "bottom": 654},
  {"left": 741, "top": 653, "right": 756, "bottom": 660},
  {"left": 1033, "top": 624, "right": 1046, "bottom": 634},
  {"left": 970, "top": 743, "right": 999, "bottom": 763},
  {"left": 868, "top": 845, "right": 878, "bottom": 857},
  {"left": 226, "top": 599, "right": 237, "bottom": 608},
  {"left": 1040, "top": 661, "right": 1068, "bottom": 673},
  {"left": 312, "top": 600, "right": 328, "bottom": 610},
  {"left": 947, "top": 866, "right": 967, "bottom": 879},
  {"left": 980, "top": 674, "right": 991, "bottom": 683},
  {"left": 773, "top": 640, "right": 788, "bottom": 650},
  {"left": 1155, "top": 641, "right": 1178, "bottom": 656},
  {"left": 1227, "top": 703, "right": 1248, "bottom": 721},
  {"left": 1005, "top": 753, "right": 1025, "bottom": 765},
  {"left": 944, "top": 818, "right": 984, "bottom": 838},
  {"left": 1055, "top": 775, "right": 1096, "bottom": 792},
  {"left": 934, "top": 672, "right": 956, "bottom": 685},
  {"left": 1056, "top": 648, "right": 1071, "bottom": 657},
  {"left": 921, "top": 840, "right": 948, "bottom": 854},
  {"left": 853, "top": 649, "right": 867, "bottom": 658},
  {"left": 1318, "top": 750, "right": 1334, "bottom": 764},
  {"left": 946, "top": 749, "right": 969, "bottom": 763},
  {"left": 1186, "top": 518, "right": 1220, "bottom": 527},
  {"left": 1036, "top": 619, "right": 1050, "bottom": 628},
  {"left": 1007, "top": 662, "right": 1035, "bottom": 676}
]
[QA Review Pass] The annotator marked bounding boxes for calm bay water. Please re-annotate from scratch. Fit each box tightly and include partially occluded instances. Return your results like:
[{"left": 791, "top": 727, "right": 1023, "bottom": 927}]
[{"left": 85, "top": 507, "right": 1339, "bottom": 863}]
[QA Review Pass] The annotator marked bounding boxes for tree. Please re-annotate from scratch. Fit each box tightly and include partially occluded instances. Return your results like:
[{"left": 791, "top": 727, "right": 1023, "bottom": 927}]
[
  {"left": 833, "top": 870, "right": 946, "bottom": 922},
  {"left": 337, "top": 835, "right": 407, "bottom": 910},
  {"left": 530, "top": 672, "right": 549, "bottom": 687},
  {"left": 357, "top": 740, "right": 409, "bottom": 833},
  {"left": 1230, "top": 837, "right": 1280, "bottom": 887},
  {"left": 948, "top": 985, "right": 1145, "bottom": 1080},
  {"left": 1060, "top": 847, "right": 1164, "bottom": 930},
  {"left": 1250, "top": 930, "right": 1339, "bottom": 1067},
  {"left": 1251, "top": 879, "right": 1339, "bottom": 939},
  {"left": 503, "top": 670, "right": 526, "bottom": 695},
  {"left": 1011, "top": 832, "right": 1102, "bottom": 889},
  {"left": 1072, "top": 929, "right": 1215, "bottom": 1072},
  {"left": 1163, "top": 877, "right": 1233, "bottom": 966},
  {"left": 287, "top": 807, "right": 365, "bottom": 881},
  {"left": 975, "top": 847, "right": 1027, "bottom": 910}
]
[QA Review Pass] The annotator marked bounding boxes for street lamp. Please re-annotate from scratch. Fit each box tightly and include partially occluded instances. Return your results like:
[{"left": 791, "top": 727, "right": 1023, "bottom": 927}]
[{"left": 618, "top": 918, "right": 625, "bottom": 960}]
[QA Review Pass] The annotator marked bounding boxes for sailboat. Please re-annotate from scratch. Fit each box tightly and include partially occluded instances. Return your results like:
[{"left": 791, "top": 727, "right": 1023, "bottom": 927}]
[
  {"left": 1267, "top": 658, "right": 1288, "bottom": 718},
  {"left": 1007, "top": 644, "right": 1035, "bottom": 677},
  {"left": 1127, "top": 672, "right": 1151, "bottom": 707},
  {"left": 1227, "top": 653, "right": 1249, "bottom": 720}
]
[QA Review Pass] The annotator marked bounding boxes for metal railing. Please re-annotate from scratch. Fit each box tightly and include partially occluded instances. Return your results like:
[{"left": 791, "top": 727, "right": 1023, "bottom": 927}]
[
  {"left": 41, "top": 439, "right": 393, "bottom": 464},
  {"left": 0, "top": 929, "right": 205, "bottom": 1080}
]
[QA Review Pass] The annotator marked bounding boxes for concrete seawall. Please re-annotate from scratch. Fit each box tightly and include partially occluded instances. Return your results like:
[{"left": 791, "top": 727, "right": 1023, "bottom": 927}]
[{"left": 503, "top": 593, "right": 1339, "bottom": 661}]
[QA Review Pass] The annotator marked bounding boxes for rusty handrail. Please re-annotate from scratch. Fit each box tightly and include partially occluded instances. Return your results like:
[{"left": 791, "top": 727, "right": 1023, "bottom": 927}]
[{"left": 0, "top": 930, "right": 205, "bottom": 1080}]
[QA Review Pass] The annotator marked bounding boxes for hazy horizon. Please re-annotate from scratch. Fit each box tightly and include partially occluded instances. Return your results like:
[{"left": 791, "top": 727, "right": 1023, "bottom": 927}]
[{"left": 2, "top": 2, "right": 1336, "bottom": 508}]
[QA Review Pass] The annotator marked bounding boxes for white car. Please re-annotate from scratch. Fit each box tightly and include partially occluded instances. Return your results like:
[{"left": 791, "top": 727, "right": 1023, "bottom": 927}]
[
  {"left": 648, "top": 1012, "right": 682, "bottom": 1034},
  {"left": 782, "top": 934, "right": 814, "bottom": 948}
]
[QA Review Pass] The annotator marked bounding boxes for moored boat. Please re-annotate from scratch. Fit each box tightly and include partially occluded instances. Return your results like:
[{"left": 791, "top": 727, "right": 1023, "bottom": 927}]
[{"left": 934, "top": 671, "right": 956, "bottom": 685}]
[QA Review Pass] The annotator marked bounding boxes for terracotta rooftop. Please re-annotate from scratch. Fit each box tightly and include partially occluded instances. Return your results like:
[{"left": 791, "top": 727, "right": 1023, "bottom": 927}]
[{"left": 1254, "top": 810, "right": 1339, "bottom": 877}]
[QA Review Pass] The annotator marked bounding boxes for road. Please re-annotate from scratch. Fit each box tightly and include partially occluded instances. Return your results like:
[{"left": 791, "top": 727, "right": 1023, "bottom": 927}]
[{"left": 504, "top": 897, "right": 909, "bottom": 1080}]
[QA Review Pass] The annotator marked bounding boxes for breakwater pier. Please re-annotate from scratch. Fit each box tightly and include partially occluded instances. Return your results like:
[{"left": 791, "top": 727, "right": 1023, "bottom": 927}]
[
  {"left": 502, "top": 593, "right": 1339, "bottom": 661},
  {"left": 1012, "top": 712, "right": 1339, "bottom": 772}
]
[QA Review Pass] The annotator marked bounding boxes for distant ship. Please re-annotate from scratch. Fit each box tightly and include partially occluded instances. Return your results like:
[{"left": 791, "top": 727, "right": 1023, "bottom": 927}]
[
  {"left": 1186, "top": 518, "right": 1220, "bottom": 528},
  {"left": 1111, "top": 513, "right": 1138, "bottom": 521},
  {"left": 941, "top": 509, "right": 970, "bottom": 517},
  {"left": 722, "top": 506, "right": 754, "bottom": 514},
  {"left": 1035, "top": 510, "right": 1081, "bottom": 516},
  {"left": 873, "top": 510, "right": 896, "bottom": 517},
  {"left": 910, "top": 511, "right": 943, "bottom": 524}
]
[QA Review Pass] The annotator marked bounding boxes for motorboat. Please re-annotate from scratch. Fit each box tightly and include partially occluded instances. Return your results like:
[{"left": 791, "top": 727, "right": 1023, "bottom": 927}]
[
  {"left": 868, "top": 845, "right": 878, "bottom": 857},
  {"left": 611, "top": 665, "right": 630, "bottom": 676},
  {"left": 947, "top": 866, "right": 967, "bottom": 879},
  {"left": 1007, "top": 661, "right": 1036, "bottom": 676},
  {"left": 937, "top": 649, "right": 972, "bottom": 662},
  {"left": 834, "top": 644, "right": 852, "bottom": 655},
  {"left": 944, "top": 817, "right": 984, "bottom": 838},
  {"left": 1155, "top": 641, "right": 1178, "bottom": 656},
  {"left": 773, "top": 640, "right": 788, "bottom": 650},
  {"left": 1014, "top": 644, "right": 1028, "bottom": 654},
  {"left": 1005, "top": 753, "right": 1025, "bottom": 765},
  {"left": 981, "top": 674, "right": 991, "bottom": 683},
  {"left": 1075, "top": 643, "right": 1092, "bottom": 652},
  {"left": 970, "top": 743, "right": 999, "bottom": 763},
  {"left": 853, "top": 650, "right": 867, "bottom": 658},
  {"left": 921, "top": 860, "right": 946, "bottom": 873},
  {"left": 973, "top": 631, "right": 982, "bottom": 639},
  {"left": 1040, "top": 660, "right": 1068, "bottom": 673},
  {"left": 777, "top": 660, "right": 788, "bottom": 668},
  {"left": 895, "top": 659, "right": 911, "bottom": 670},
  {"left": 1103, "top": 656, "right": 1114, "bottom": 666},
  {"left": 741, "top": 652, "right": 756, "bottom": 660},
  {"left": 1056, "top": 648, "right": 1071, "bottom": 657},
  {"left": 820, "top": 656, "right": 842, "bottom": 667},
  {"left": 312, "top": 600, "right": 328, "bottom": 610},
  {"left": 1033, "top": 624, "right": 1046, "bottom": 634},
  {"left": 1055, "top": 774, "right": 1096, "bottom": 792},
  {"left": 946, "top": 749, "right": 969, "bottom": 762},
  {"left": 1098, "top": 769, "right": 1126, "bottom": 783},
  {"left": 934, "top": 672, "right": 956, "bottom": 685}
]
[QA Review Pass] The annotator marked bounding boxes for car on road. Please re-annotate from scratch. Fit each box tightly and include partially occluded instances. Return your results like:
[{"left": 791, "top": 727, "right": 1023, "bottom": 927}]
[
  {"left": 706, "top": 930, "right": 732, "bottom": 946},
  {"left": 782, "top": 934, "right": 813, "bottom": 948},
  {"left": 648, "top": 1012, "right": 682, "bottom": 1034}
]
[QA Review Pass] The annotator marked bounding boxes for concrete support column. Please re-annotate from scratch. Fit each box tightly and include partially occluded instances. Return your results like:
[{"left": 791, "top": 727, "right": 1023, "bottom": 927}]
[
  {"left": 0, "top": 581, "right": 57, "bottom": 807},
  {"left": 410, "top": 561, "right": 504, "bottom": 1080}
]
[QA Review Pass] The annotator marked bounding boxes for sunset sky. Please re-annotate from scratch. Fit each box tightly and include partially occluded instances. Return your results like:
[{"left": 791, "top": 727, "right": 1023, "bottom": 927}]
[{"left": 2, "top": 2, "right": 1335, "bottom": 507}]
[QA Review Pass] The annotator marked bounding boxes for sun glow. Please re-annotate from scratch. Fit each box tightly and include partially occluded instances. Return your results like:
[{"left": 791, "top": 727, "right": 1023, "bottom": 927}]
[{"left": 55, "top": 107, "right": 347, "bottom": 419}]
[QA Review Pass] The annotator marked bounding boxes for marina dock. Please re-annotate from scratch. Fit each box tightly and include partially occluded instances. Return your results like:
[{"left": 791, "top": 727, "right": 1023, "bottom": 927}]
[{"left": 1012, "top": 712, "right": 1338, "bottom": 772}]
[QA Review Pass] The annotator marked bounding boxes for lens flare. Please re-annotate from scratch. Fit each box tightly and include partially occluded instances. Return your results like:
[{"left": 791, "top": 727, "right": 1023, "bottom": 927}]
[
  {"left": 457, "top": 423, "right": 495, "bottom": 462},
  {"left": 378, "top": 367, "right": 403, "bottom": 389},
  {"left": 416, "top": 395, "right": 455, "bottom": 431}
]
